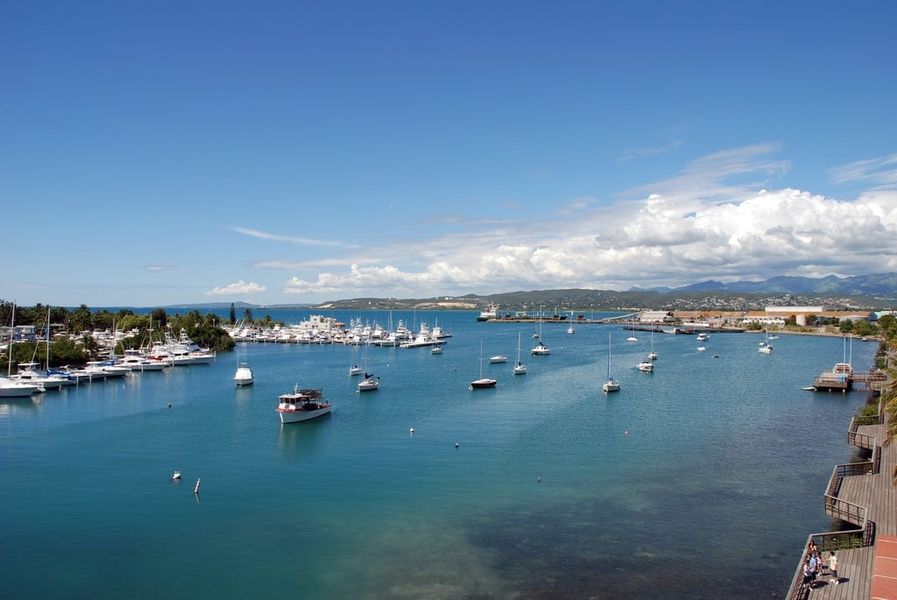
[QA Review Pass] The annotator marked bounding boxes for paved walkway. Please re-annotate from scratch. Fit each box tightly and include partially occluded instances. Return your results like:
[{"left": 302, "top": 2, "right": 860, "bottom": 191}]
[{"left": 871, "top": 536, "right": 897, "bottom": 600}]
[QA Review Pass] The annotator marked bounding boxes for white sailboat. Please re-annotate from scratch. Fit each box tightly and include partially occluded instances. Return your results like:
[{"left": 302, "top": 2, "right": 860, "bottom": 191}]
[
  {"left": 470, "top": 339, "right": 497, "bottom": 389},
  {"left": 758, "top": 331, "right": 773, "bottom": 354},
  {"left": 513, "top": 332, "right": 527, "bottom": 375},
  {"left": 357, "top": 343, "right": 380, "bottom": 391},
  {"left": 1, "top": 302, "right": 43, "bottom": 397},
  {"left": 348, "top": 344, "right": 362, "bottom": 376},
  {"left": 602, "top": 332, "right": 620, "bottom": 393},
  {"left": 648, "top": 328, "right": 658, "bottom": 361},
  {"left": 531, "top": 314, "right": 550, "bottom": 355}
]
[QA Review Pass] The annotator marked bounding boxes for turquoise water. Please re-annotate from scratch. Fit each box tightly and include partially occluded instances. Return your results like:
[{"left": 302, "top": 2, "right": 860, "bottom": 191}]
[{"left": 0, "top": 311, "right": 877, "bottom": 598}]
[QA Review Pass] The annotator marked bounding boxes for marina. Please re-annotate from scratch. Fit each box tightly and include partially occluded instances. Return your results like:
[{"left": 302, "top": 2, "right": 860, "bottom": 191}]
[{"left": 0, "top": 309, "right": 882, "bottom": 599}]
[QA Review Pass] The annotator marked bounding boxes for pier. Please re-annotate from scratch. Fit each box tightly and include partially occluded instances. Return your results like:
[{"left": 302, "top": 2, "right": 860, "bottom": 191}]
[{"left": 787, "top": 356, "right": 896, "bottom": 599}]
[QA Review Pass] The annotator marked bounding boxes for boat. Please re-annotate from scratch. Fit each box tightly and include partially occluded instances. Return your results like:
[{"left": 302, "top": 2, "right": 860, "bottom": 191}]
[
  {"left": 602, "top": 333, "right": 620, "bottom": 393},
  {"left": 637, "top": 358, "right": 654, "bottom": 372},
  {"left": 234, "top": 362, "right": 253, "bottom": 387},
  {"left": 626, "top": 335, "right": 638, "bottom": 343},
  {"left": 357, "top": 372, "right": 380, "bottom": 392},
  {"left": 567, "top": 323, "right": 575, "bottom": 334},
  {"left": 697, "top": 346, "right": 707, "bottom": 352},
  {"left": 696, "top": 333, "right": 708, "bottom": 342},
  {"left": 0, "top": 376, "right": 42, "bottom": 397},
  {"left": 648, "top": 328, "right": 658, "bottom": 361},
  {"left": 431, "top": 344, "right": 443, "bottom": 355},
  {"left": 348, "top": 345, "right": 362, "bottom": 376},
  {"left": 1, "top": 303, "right": 42, "bottom": 397},
  {"left": 476, "top": 302, "right": 499, "bottom": 322},
  {"left": 117, "top": 349, "right": 168, "bottom": 371},
  {"left": 530, "top": 312, "right": 551, "bottom": 355},
  {"left": 470, "top": 339, "right": 497, "bottom": 389},
  {"left": 758, "top": 331, "right": 773, "bottom": 354},
  {"left": 11, "top": 362, "right": 68, "bottom": 390},
  {"left": 276, "top": 386, "right": 331, "bottom": 423},
  {"left": 489, "top": 354, "right": 508, "bottom": 364},
  {"left": 530, "top": 341, "right": 550, "bottom": 355},
  {"left": 768, "top": 334, "right": 779, "bottom": 340},
  {"left": 513, "top": 332, "right": 527, "bottom": 375}
]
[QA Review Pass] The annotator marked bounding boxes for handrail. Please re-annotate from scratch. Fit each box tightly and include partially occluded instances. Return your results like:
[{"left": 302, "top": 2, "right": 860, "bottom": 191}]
[{"left": 788, "top": 415, "right": 882, "bottom": 599}]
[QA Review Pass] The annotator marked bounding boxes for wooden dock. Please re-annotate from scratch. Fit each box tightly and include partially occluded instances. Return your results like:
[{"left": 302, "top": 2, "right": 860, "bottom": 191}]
[{"left": 787, "top": 409, "right": 897, "bottom": 599}]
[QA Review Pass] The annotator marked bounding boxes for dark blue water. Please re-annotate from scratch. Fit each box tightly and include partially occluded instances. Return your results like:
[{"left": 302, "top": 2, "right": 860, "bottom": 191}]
[{"left": 0, "top": 311, "right": 876, "bottom": 599}]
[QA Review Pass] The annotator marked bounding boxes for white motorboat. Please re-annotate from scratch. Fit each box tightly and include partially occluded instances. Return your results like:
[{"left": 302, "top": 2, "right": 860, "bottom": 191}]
[
  {"left": 12, "top": 362, "right": 68, "bottom": 390},
  {"left": 234, "top": 362, "right": 253, "bottom": 387},
  {"left": 567, "top": 324, "right": 575, "bottom": 334},
  {"left": 117, "top": 352, "right": 168, "bottom": 371},
  {"left": 489, "top": 355, "right": 508, "bottom": 364},
  {"left": 626, "top": 335, "right": 638, "bottom": 343},
  {"left": 431, "top": 345, "right": 443, "bottom": 355},
  {"left": 357, "top": 373, "right": 380, "bottom": 392},
  {"left": 697, "top": 346, "right": 707, "bottom": 352},
  {"left": 602, "top": 333, "right": 620, "bottom": 393},
  {"left": 637, "top": 359, "right": 654, "bottom": 373},
  {"left": 471, "top": 339, "right": 497, "bottom": 389},
  {"left": 476, "top": 302, "right": 499, "bottom": 322},
  {"left": 0, "top": 376, "right": 42, "bottom": 397},
  {"left": 276, "top": 386, "right": 331, "bottom": 423},
  {"left": 696, "top": 333, "right": 709, "bottom": 342}
]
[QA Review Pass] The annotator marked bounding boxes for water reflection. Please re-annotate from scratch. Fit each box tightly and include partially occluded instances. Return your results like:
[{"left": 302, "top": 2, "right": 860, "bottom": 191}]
[{"left": 277, "top": 415, "right": 329, "bottom": 459}]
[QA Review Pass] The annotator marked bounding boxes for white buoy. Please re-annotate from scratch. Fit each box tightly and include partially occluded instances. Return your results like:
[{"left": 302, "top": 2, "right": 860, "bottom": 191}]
[
  {"left": 194, "top": 478, "right": 201, "bottom": 494},
  {"left": 455, "top": 442, "right": 459, "bottom": 449},
  {"left": 537, "top": 476, "right": 542, "bottom": 484},
  {"left": 171, "top": 471, "right": 181, "bottom": 480},
  {"left": 409, "top": 427, "right": 415, "bottom": 435}
]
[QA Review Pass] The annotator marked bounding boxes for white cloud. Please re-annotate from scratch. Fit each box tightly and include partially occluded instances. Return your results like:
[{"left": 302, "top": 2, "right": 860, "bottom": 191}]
[
  {"left": 206, "top": 280, "right": 268, "bottom": 296},
  {"left": 145, "top": 265, "right": 177, "bottom": 272},
  {"left": 227, "top": 226, "right": 359, "bottom": 248},
  {"left": 831, "top": 153, "right": 897, "bottom": 189},
  {"left": 274, "top": 145, "right": 897, "bottom": 298}
]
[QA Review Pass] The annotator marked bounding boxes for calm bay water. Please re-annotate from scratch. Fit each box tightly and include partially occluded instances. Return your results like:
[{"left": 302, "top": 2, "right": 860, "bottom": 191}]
[{"left": 0, "top": 311, "right": 877, "bottom": 599}]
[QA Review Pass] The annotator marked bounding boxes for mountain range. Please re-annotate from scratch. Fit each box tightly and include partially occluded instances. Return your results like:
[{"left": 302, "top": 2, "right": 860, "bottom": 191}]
[{"left": 657, "top": 273, "right": 897, "bottom": 296}]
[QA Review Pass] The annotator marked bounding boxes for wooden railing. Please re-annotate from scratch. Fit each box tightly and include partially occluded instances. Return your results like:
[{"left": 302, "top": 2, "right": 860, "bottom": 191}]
[{"left": 787, "top": 407, "right": 883, "bottom": 599}]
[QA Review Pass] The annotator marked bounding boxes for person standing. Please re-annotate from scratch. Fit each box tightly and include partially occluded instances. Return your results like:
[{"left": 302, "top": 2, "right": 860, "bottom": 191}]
[{"left": 829, "top": 552, "right": 839, "bottom": 584}]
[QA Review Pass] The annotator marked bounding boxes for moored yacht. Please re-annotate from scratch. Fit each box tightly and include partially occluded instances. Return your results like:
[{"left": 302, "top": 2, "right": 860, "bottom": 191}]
[
  {"left": 357, "top": 373, "right": 380, "bottom": 392},
  {"left": 234, "top": 362, "right": 253, "bottom": 387},
  {"left": 276, "top": 386, "right": 331, "bottom": 423},
  {"left": 0, "top": 376, "right": 42, "bottom": 397}
]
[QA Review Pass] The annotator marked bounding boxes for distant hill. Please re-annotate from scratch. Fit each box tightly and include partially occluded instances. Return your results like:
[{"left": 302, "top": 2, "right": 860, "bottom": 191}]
[
  {"left": 672, "top": 273, "right": 897, "bottom": 295},
  {"left": 313, "top": 273, "right": 897, "bottom": 311}
]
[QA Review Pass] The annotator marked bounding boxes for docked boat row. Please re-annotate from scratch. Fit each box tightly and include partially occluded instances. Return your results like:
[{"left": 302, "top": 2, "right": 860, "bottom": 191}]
[{"left": 227, "top": 315, "right": 452, "bottom": 348}]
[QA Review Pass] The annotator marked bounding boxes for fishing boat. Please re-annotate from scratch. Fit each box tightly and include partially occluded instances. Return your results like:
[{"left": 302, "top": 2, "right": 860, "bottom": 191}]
[
  {"left": 276, "top": 386, "right": 331, "bottom": 423},
  {"left": 234, "top": 362, "right": 253, "bottom": 387},
  {"left": 470, "top": 339, "right": 497, "bottom": 389},
  {"left": 602, "top": 333, "right": 620, "bottom": 393},
  {"left": 513, "top": 332, "right": 527, "bottom": 375}
]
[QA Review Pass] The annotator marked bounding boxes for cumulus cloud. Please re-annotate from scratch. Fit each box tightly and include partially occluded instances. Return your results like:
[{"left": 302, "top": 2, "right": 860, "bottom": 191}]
[
  {"left": 274, "top": 145, "right": 897, "bottom": 297},
  {"left": 207, "top": 280, "right": 267, "bottom": 296}
]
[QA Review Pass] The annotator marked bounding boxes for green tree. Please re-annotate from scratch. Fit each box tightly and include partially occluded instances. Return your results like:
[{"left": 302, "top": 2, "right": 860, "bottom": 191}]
[
  {"left": 151, "top": 308, "right": 167, "bottom": 328},
  {"left": 68, "top": 305, "right": 92, "bottom": 333},
  {"left": 229, "top": 303, "right": 236, "bottom": 325},
  {"left": 243, "top": 307, "right": 253, "bottom": 322},
  {"left": 839, "top": 319, "right": 855, "bottom": 334}
]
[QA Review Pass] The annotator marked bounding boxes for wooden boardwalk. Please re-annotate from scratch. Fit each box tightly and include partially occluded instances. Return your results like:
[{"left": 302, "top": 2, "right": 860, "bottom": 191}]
[{"left": 788, "top": 416, "right": 897, "bottom": 600}]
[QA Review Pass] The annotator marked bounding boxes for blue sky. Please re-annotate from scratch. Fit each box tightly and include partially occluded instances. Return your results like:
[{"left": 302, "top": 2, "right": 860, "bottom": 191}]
[{"left": 3, "top": 0, "right": 896, "bottom": 306}]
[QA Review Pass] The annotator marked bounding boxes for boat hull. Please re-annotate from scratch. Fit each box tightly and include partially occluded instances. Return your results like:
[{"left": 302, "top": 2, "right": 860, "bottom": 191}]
[
  {"left": 278, "top": 405, "right": 331, "bottom": 423},
  {"left": 470, "top": 378, "right": 497, "bottom": 389}
]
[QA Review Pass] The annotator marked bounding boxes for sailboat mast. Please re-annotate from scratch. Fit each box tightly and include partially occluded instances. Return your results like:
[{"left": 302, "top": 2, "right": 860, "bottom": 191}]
[
  {"left": 8, "top": 301, "right": 15, "bottom": 377},
  {"left": 46, "top": 307, "right": 51, "bottom": 371}
]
